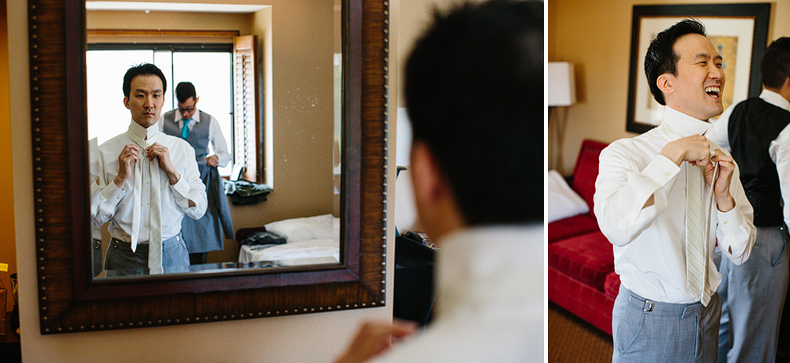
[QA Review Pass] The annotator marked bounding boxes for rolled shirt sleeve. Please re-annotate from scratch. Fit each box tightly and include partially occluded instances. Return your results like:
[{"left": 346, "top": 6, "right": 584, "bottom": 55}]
[
  {"left": 170, "top": 141, "right": 207, "bottom": 220},
  {"left": 208, "top": 116, "right": 232, "bottom": 168},
  {"left": 714, "top": 158, "right": 755, "bottom": 265},
  {"left": 594, "top": 147, "right": 680, "bottom": 247}
]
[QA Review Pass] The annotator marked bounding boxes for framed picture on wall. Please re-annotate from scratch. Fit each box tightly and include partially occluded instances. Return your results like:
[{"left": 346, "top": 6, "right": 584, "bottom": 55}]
[{"left": 625, "top": 3, "right": 771, "bottom": 134}]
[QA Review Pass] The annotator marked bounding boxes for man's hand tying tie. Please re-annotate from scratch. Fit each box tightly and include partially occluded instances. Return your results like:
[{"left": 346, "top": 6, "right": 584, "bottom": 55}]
[{"left": 146, "top": 143, "right": 181, "bottom": 185}]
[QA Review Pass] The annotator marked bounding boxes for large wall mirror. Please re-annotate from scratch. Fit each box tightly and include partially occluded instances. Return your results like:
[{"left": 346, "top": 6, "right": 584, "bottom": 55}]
[
  {"left": 28, "top": 0, "right": 389, "bottom": 334},
  {"left": 83, "top": 1, "right": 346, "bottom": 277}
]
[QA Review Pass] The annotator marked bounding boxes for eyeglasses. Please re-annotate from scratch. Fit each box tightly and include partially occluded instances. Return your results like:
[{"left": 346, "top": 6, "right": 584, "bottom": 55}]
[{"left": 178, "top": 105, "right": 196, "bottom": 113}]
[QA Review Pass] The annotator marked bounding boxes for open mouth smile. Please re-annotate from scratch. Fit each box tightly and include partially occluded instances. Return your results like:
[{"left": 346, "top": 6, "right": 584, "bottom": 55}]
[{"left": 705, "top": 86, "right": 721, "bottom": 100}]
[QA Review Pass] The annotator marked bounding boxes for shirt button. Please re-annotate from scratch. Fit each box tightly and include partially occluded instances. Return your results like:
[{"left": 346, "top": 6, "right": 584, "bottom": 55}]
[
  {"left": 723, "top": 221, "right": 728, "bottom": 225},
  {"left": 665, "top": 172, "right": 670, "bottom": 177}
]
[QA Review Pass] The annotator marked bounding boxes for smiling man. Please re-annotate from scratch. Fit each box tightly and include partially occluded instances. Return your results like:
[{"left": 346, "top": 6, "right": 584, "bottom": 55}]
[
  {"left": 594, "top": 19, "right": 755, "bottom": 362},
  {"left": 90, "top": 63, "right": 207, "bottom": 275}
]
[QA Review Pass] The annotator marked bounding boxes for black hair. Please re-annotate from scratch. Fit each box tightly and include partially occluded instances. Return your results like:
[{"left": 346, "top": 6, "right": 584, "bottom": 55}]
[
  {"left": 404, "top": 0, "right": 543, "bottom": 225},
  {"left": 122, "top": 63, "right": 167, "bottom": 98},
  {"left": 644, "top": 19, "right": 706, "bottom": 105},
  {"left": 760, "top": 37, "right": 790, "bottom": 90},
  {"left": 175, "top": 82, "right": 197, "bottom": 104}
]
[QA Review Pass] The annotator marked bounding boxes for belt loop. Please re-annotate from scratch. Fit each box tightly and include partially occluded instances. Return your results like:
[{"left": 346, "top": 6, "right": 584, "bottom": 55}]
[{"left": 628, "top": 294, "right": 655, "bottom": 312}]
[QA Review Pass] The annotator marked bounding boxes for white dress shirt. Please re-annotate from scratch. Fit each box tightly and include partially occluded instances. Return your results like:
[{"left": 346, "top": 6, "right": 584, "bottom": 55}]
[
  {"left": 160, "top": 107, "right": 231, "bottom": 167},
  {"left": 594, "top": 106, "right": 755, "bottom": 304},
  {"left": 91, "top": 120, "right": 208, "bottom": 245},
  {"left": 370, "top": 225, "right": 543, "bottom": 363},
  {"left": 707, "top": 89, "right": 790, "bottom": 227}
]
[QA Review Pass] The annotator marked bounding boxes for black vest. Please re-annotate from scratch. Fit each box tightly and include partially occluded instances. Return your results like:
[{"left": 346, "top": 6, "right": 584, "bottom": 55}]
[{"left": 728, "top": 97, "right": 790, "bottom": 226}]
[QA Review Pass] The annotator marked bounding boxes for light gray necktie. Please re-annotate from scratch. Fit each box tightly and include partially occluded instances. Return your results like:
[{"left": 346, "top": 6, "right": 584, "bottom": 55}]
[
  {"left": 685, "top": 161, "right": 715, "bottom": 306},
  {"left": 127, "top": 131, "right": 163, "bottom": 273}
]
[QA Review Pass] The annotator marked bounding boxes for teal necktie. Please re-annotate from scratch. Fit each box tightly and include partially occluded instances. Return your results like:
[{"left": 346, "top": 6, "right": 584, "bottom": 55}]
[{"left": 181, "top": 119, "right": 191, "bottom": 139}]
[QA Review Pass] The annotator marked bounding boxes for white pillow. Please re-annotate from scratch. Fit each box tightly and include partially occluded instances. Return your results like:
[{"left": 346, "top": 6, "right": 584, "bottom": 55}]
[
  {"left": 265, "top": 214, "right": 337, "bottom": 243},
  {"left": 547, "top": 169, "right": 589, "bottom": 223}
]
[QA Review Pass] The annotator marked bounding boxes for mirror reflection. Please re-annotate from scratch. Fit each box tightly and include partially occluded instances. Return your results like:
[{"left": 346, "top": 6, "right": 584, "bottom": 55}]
[{"left": 85, "top": 1, "right": 344, "bottom": 278}]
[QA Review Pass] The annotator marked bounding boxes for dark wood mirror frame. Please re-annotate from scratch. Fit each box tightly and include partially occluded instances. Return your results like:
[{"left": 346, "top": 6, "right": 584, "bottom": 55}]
[{"left": 29, "top": 0, "right": 389, "bottom": 334}]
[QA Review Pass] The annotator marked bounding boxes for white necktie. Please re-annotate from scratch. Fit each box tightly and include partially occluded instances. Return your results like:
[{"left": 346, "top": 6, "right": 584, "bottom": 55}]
[
  {"left": 685, "top": 162, "right": 714, "bottom": 306},
  {"left": 128, "top": 131, "right": 163, "bottom": 273}
]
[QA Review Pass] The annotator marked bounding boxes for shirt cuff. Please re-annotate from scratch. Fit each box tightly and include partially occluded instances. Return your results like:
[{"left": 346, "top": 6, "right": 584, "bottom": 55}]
[
  {"left": 169, "top": 174, "right": 191, "bottom": 199},
  {"left": 642, "top": 154, "right": 680, "bottom": 186},
  {"left": 716, "top": 205, "right": 744, "bottom": 234},
  {"left": 101, "top": 180, "right": 128, "bottom": 202}
]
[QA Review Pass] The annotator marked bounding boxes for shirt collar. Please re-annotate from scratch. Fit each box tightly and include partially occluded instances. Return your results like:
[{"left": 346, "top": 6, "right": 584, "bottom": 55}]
[
  {"left": 128, "top": 119, "right": 160, "bottom": 141},
  {"left": 436, "top": 224, "right": 536, "bottom": 313},
  {"left": 760, "top": 89, "right": 790, "bottom": 113},
  {"left": 662, "top": 106, "right": 712, "bottom": 137}
]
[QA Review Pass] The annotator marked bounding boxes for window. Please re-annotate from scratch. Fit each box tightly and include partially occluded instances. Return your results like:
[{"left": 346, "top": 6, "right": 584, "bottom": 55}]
[{"left": 86, "top": 43, "right": 235, "bottom": 176}]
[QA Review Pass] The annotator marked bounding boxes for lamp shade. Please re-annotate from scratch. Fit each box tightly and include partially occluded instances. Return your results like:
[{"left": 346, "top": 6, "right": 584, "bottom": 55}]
[{"left": 548, "top": 62, "right": 576, "bottom": 106}]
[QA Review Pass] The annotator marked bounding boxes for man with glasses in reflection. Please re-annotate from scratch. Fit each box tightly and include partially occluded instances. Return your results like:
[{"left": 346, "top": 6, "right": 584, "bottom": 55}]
[
  {"left": 91, "top": 63, "right": 207, "bottom": 275},
  {"left": 161, "top": 81, "right": 233, "bottom": 265}
]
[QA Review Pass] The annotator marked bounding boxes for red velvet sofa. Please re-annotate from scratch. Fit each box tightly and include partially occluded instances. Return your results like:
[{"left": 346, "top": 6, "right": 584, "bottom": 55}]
[{"left": 548, "top": 139, "right": 619, "bottom": 335}]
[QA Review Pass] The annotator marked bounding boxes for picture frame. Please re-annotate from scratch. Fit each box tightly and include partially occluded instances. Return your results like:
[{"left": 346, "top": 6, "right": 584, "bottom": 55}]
[{"left": 625, "top": 3, "right": 771, "bottom": 134}]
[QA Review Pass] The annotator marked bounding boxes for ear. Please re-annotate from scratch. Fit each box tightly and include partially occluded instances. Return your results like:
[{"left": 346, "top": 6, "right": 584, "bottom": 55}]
[
  {"left": 656, "top": 73, "right": 674, "bottom": 96},
  {"left": 409, "top": 141, "right": 444, "bottom": 209},
  {"left": 195, "top": 96, "right": 200, "bottom": 104},
  {"left": 123, "top": 97, "right": 130, "bottom": 110},
  {"left": 778, "top": 77, "right": 790, "bottom": 104}
]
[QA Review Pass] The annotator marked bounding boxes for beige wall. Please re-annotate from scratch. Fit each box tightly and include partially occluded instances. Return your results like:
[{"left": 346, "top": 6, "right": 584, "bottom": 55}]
[
  {"left": 11, "top": 0, "right": 402, "bottom": 361},
  {"left": 0, "top": 0, "right": 15, "bottom": 313},
  {"left": 549, "top": 0, "right": 790, "bottom": 176}
]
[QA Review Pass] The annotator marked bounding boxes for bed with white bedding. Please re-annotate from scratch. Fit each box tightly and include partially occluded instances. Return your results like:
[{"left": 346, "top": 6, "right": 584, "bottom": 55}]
[{"left": 237, "top": 214, "right": 340, "bottom": 266}]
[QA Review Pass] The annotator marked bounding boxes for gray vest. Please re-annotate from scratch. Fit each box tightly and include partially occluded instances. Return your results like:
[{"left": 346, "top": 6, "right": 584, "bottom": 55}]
[
  {"left": 162, "top": 109, "right": 233, "bottom": 253},
  {"left": 162, "top": 109, "right": 211, "bottom": 160}
]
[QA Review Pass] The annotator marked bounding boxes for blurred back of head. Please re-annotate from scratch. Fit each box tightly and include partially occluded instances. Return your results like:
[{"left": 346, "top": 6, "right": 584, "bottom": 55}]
[{"left": 404, "top": 0, "right": 543, "bottom": 225}]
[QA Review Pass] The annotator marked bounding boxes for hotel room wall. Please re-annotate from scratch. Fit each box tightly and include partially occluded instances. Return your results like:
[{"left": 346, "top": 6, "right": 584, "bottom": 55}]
[
  {"left": 0, "top": 0, "right": 15, "bottom": 313},
  {"left": 549, "top": 0, "right": 790, "bottom": 176}
]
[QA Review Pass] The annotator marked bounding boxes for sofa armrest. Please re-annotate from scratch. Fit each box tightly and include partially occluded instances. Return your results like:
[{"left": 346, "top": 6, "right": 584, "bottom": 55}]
[{"left": 570, "top": 139, "right": 608, "bottom": 213}]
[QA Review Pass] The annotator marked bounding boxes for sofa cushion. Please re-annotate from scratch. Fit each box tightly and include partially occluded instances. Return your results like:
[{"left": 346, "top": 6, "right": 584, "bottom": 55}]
[
  {"left": 547, "top": 231, "right": 614, "bottom": 290},
  {"left": 547, "top": 214, "right": 599, "bottom": 243},
  {"left": 571, "top": 140, "right": 608, "bottom": 216},
  {"left": 548, "top": 169, "right": 589, "bottom": 223},
  {"left": 604, "top": 271, "right": 621, "bottom": 299}
]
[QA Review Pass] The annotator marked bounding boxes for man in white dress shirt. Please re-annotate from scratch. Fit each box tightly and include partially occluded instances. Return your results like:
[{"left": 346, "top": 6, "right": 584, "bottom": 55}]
[
  {"left": 334, "top": 1, "right": 542, "bottom": 362},
  {"left": 594, "top": 19, "right": 756, "bottom": 362},
  {"left": 706, "top": 37, "right": 790, "bottom": 363},
  {"left": 91, "top": 63, "right": 207, "bottom": 275}
]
